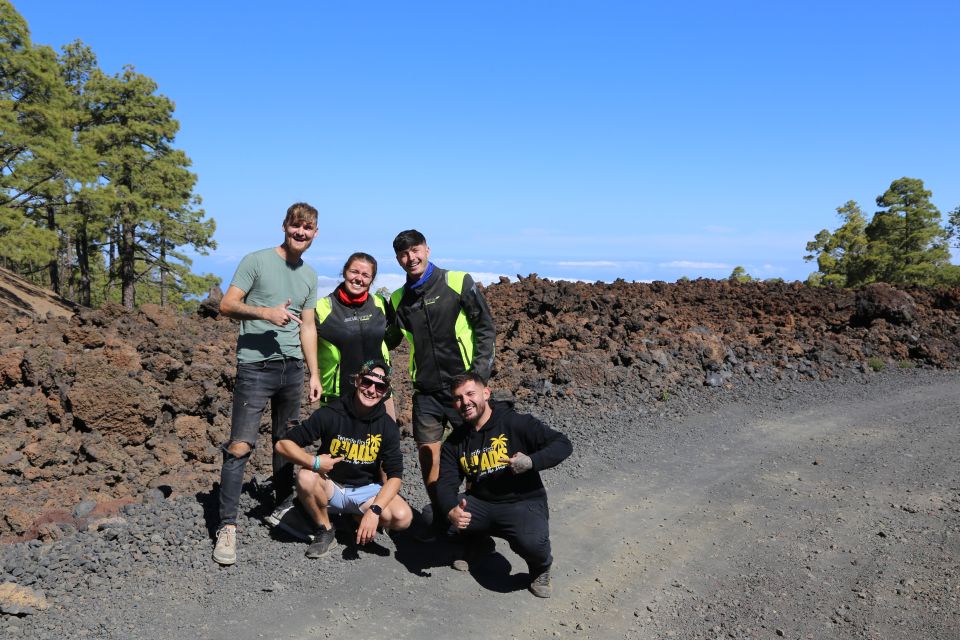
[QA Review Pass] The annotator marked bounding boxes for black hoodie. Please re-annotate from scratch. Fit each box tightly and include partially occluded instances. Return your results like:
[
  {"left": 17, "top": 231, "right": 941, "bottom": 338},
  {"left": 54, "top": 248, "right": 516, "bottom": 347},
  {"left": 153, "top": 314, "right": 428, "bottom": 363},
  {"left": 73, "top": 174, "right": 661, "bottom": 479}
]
[
  {"left": 281, "top": 395, "right": 402, "bottom": 487},
  {"left": 437, "top": 400, "right": 572, "bottom": 514}
]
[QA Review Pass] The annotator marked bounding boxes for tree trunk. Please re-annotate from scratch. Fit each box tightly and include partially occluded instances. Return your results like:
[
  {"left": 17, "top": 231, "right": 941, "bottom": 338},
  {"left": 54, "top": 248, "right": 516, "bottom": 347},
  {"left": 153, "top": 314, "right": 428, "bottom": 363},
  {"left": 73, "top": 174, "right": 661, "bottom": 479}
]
[
  {"left": 46, "top": 205, "right": 60, "bottom": 294},
  {"left": 159, "top": 238, "right": 167, "bottom": 307},
  {"left": 120, "top": 220, "right": 136, "bottom": 309},
  {"left": 74, "top": 225, "right": 91, "bottom": 307}
]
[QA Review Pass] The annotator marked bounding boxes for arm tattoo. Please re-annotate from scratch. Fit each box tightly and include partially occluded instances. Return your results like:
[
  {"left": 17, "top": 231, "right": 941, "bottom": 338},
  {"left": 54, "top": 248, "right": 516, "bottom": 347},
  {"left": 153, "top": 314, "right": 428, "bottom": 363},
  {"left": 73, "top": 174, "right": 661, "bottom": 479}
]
[{"left": 510, "top": 453, "right": 533, "bottom": 474}]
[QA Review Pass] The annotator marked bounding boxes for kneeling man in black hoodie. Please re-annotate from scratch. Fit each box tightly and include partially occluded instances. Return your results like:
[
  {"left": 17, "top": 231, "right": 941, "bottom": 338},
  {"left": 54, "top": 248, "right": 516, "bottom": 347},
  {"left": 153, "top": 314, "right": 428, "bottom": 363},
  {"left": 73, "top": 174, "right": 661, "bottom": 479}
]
[
  {"left": 437, "top": 372, "right": 573, "bottom": 598},
  {"left": 276, "top": 361, "right": 412, "bottom": 558}
]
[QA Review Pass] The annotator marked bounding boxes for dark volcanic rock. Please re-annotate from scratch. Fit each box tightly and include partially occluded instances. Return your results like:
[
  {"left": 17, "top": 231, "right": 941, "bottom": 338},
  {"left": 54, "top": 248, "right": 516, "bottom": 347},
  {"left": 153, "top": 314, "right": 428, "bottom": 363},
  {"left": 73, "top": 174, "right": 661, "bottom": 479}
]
[
  {"left": 1, "top": 277, "right": 959, "bottom": 540},
  {"left": 852, "top": 282, "right": 917, "bottom": 326}
]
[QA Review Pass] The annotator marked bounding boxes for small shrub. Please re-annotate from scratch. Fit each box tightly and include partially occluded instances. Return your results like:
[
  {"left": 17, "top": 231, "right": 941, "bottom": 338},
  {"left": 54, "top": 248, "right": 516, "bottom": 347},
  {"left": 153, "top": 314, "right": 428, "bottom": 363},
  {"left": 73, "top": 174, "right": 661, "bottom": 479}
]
[
  {"left": 898, "top": 359, "right": 916, "bottom": 369},
  {"left": 866, "top": 356, "right": 885, "bottom": 372},
  {"left": 659, "top": 390, "right": 671, "bottom": 402}
]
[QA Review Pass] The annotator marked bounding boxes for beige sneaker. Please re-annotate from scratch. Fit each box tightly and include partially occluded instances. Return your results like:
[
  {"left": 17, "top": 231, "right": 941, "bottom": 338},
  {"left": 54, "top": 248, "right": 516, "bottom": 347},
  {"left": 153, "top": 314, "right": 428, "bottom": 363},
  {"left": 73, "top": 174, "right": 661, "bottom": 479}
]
[
  {"left": 529, "top": 565, "right": 552, "bottom": 598},
  {"left": 213, "top": 526, "right": 237, "bottom": 565}
]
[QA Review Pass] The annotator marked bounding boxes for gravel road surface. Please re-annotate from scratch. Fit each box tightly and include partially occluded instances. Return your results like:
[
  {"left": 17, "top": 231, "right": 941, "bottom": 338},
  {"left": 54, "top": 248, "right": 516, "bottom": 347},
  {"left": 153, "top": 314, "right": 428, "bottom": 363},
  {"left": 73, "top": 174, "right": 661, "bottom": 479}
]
[{"left": 3, "top": 370, "right": 957, "bottom": 639}]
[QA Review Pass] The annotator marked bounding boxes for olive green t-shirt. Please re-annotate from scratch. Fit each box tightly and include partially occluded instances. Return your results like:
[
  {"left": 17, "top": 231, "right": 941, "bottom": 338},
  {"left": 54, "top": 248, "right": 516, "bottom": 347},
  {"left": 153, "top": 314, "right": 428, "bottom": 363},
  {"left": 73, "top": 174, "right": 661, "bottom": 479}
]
[{"left": 230, "top": 247, "right": 318, "bottom": 364}]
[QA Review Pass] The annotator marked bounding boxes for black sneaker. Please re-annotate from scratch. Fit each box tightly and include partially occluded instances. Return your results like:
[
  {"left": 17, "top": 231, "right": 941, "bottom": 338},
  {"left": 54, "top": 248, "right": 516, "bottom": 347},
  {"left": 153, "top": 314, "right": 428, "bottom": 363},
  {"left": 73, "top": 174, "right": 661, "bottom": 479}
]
[
  {"left": 305, "top": 525, "right": 338, "bottom": 559},
  {"left": 529, "top": 565, "right": 552, "bottom": 598},
  {"left": 273, "top": 501, "right": 314, "bottom": 542},
  {"left": 265, "top": 494, "right": 296, "bottom": 527}
]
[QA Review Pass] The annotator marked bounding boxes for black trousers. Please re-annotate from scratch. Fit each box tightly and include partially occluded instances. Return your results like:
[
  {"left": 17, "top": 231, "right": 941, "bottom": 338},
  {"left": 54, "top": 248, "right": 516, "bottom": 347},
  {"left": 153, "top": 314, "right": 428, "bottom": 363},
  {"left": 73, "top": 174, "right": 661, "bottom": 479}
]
[{"left": 459, "top": 493, "right": 552, "bottom": 572}]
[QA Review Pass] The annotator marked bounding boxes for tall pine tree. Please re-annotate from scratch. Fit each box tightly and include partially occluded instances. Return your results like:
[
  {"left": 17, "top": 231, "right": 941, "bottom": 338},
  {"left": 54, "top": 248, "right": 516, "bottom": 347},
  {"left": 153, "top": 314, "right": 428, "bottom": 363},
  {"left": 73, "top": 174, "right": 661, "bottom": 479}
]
[
  {"left": 0, "top": 1, "right": 72, "bottom": 270},
  {"left": 863, "top": 177, "right": 949, "bottom": 286}
]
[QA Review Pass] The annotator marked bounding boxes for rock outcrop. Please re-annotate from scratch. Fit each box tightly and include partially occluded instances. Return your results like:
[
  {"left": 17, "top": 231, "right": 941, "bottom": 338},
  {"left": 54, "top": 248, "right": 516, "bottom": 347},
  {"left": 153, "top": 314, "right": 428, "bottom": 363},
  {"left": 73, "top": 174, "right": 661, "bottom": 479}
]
[{"left": 1, "top": 276, "right": 959, "bottom": 540}]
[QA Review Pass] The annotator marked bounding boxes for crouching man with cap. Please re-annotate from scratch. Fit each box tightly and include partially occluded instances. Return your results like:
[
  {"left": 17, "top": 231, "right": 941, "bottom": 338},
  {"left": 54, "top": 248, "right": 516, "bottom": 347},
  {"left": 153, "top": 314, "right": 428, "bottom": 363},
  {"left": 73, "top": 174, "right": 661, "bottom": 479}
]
[
  {"left": 275, "top": 361, "right": 413, "bottom": 558},
  {"left": 437, "top": 372, "right": 573, "bottom": 597}
]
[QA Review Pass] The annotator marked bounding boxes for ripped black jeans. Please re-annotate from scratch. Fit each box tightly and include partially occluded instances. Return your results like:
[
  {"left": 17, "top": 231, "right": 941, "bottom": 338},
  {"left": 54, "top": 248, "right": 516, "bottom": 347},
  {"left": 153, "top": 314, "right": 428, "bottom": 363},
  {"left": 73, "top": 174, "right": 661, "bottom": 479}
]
[{"left": 218, "top": 358, "right": 303, "bottom": 527}]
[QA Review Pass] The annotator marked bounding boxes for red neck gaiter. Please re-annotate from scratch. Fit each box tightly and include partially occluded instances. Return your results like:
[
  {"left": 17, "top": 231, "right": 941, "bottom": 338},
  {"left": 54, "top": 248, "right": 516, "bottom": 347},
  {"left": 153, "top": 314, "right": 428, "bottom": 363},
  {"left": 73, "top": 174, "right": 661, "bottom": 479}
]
[{"left": 336, "top": 284, "right": 369, "bottom": 306}]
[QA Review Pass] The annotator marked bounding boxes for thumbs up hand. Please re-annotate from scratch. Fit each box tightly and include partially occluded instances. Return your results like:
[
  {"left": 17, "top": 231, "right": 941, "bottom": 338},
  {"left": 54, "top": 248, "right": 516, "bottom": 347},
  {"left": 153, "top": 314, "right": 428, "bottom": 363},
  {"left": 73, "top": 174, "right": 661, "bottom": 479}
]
[{"left": 448, "top": 497, "right": 472, "bottom": 529}]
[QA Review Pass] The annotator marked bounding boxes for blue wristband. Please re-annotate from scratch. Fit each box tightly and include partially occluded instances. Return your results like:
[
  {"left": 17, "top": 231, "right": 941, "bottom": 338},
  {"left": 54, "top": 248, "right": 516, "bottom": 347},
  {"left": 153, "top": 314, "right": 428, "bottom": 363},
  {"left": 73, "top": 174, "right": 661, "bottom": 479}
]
[{"left": 312, "top": 456, "right": 321, "bottom": 472}]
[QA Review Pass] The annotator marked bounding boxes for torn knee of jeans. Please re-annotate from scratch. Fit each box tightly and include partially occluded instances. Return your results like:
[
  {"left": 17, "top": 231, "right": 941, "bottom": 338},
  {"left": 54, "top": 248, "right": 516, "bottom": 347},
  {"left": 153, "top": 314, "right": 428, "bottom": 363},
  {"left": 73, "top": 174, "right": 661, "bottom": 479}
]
[{"left": 223, "top": 441, "right": 253, "bottom": 459}]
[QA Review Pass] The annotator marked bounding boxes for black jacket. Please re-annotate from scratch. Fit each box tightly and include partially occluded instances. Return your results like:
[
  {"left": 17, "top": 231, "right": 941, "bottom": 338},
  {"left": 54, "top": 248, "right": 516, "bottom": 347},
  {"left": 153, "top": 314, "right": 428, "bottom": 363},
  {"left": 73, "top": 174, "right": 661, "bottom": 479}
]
[
  {"left": 437, "top": 400, "right": 572, "bottom": 514},
  {"left": 281, "top": 396, "right": 403, "bottom": 487},
  {"left": 389, "top": 265, "right": 496, "bottom": 393}
]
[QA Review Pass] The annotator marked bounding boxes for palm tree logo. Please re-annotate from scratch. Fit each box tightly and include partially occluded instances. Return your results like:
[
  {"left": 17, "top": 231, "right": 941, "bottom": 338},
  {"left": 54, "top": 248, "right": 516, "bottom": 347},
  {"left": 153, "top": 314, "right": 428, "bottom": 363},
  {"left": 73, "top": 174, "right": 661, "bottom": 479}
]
[
  {"left": 367, "top": 434, "right": 382, "bottom": 458},
  {"left": 490, "top": 435, "right": 508, "bottom": 461}
]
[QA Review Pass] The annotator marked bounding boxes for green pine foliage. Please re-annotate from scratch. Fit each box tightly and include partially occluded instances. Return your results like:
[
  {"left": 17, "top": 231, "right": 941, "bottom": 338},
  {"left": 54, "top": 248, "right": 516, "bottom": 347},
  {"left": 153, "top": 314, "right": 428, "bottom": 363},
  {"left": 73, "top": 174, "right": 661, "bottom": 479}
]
[
  {"left": 805, "top": 178, "right": 958, "bottom": 287},
  {"left": 0, "top": 1, "right": 217, "bottom": 309}
]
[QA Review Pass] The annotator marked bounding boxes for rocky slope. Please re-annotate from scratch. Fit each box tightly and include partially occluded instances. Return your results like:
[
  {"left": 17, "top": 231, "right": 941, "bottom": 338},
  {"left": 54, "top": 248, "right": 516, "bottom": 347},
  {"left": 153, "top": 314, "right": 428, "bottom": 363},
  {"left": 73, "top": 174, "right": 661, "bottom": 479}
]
[{"left": 1, "top": 276, "right": 958, "bottom": 541}]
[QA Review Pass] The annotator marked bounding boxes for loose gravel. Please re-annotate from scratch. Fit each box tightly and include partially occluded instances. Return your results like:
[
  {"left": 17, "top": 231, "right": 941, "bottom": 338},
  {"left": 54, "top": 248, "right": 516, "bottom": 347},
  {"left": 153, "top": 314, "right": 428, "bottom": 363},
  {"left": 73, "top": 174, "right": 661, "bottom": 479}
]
[{"left": 1, "top": 368, "right": 957, "bottom": 639}]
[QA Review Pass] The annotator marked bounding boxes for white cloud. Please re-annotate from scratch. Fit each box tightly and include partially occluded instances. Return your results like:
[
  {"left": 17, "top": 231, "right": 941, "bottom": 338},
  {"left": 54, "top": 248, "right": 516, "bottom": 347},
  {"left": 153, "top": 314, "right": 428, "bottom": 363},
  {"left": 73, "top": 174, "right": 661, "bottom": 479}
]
[
  {"left": 554, "top": 260, "right": 619, "bottom": 268},
  {"left": 466, "top": 271, "right": 513, "bottom": 285},
  {"left": 435, "top": 258, "right": 523, "bottom": 269},
  {"left": 315, "top": 275, "right": 342, "bottom": 297},
  {"left": 659, "top": 260, "right": 731, "bottom": 269}
]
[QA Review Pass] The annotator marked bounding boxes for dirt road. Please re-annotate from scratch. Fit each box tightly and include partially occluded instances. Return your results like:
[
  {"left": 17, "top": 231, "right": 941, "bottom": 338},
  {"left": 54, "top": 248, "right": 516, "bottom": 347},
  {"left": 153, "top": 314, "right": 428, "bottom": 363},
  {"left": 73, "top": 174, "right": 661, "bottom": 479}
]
[
  {"left": 4, "top": 372, "right": 957, "bottom": 639},
  {"left": 193, "top": 373, "right": 958, "bottom": 640}
]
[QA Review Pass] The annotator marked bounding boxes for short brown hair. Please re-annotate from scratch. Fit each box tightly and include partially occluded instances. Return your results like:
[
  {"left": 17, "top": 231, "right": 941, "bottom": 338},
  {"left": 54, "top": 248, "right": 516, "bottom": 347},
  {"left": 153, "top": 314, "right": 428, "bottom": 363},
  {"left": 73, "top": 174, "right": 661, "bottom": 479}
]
[
  {"left": 449, "top": 371, "right": 487, "bottom": 393},
  {"left": 284, "top": 202, "right": 318, "bottom": 226}
]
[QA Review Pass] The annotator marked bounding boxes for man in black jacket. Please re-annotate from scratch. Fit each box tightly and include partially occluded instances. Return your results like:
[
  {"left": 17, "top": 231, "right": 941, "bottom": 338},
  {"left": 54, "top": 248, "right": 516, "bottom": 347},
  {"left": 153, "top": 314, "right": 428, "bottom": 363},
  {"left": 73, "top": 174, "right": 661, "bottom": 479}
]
[
  {"left": 275, "top": 361, "right": 412, "bottom": 558},
  {"left": 437, "top": 372, "right": 573, "bottom": 598},
  {"left": 389, "top": 229, "right": 496, "bottom": 538}
]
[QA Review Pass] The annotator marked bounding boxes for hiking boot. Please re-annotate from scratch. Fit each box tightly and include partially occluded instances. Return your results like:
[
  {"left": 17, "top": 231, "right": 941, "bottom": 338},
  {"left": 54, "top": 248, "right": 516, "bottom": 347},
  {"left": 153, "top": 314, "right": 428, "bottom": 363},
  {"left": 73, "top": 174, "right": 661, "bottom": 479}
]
[
  {"left": 213, "top": 526, "right": 237, "bottom": 565},
  {"left": 305, "top": 525, "right": 338, "bottom": 559},
  {"left": 452, "top": 535, "right": 495, "bottom": 571},
  {"left": 265, "top": 494, "right": 296, "bottom": 527},
  {"left": 452, "top": 553, "right": 469, "bottom": 571},
  {"left": 529, "top": 565, "right": 552, "bottom": 598}
]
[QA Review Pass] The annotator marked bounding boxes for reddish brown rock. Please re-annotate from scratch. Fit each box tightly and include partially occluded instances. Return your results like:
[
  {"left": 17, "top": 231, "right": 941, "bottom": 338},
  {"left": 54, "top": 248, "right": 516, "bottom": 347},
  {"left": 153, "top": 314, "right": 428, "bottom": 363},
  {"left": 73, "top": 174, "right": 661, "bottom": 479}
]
[
  {"left": 62, "top": 325, "right": 106, "bottom": 349},
  {"left": 0, "top": 348, "right": 24, "bottom": 386},
  {"left": 175, "top": 415, "right": 216, "bottom": 462},
  {"left": 68, "top": 375, "right": 159, "bottom": 444},
  {"left": 139, "top": 303, "right": 180, "bottom": 331},
  {"left": 1, "top": 276, "right": 959, "bottom": 540}
]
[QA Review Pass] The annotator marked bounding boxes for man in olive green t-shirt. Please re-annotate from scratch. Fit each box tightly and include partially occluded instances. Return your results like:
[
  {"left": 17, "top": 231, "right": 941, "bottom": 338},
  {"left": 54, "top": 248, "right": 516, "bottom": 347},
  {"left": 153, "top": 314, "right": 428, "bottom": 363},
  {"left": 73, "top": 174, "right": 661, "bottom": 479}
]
[{"left": 213, "top": 202, "right": 322, "bottom": 566}]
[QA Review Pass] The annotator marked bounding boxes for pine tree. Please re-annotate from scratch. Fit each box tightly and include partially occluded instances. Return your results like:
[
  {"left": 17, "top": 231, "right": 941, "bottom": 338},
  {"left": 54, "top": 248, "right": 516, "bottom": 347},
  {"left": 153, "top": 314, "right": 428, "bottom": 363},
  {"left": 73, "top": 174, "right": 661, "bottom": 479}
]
[
  {"left": 804, "top": 201, "right": 869, "bottom": 286},
  {"left": 863, "top": 177, "right": 950, "bottom": 285},
  {"left": 84, "top": 66, "right": 215, "bottom": 308},
  {"left": 0, "top": 1, "right": 71, "bottom": 270}
]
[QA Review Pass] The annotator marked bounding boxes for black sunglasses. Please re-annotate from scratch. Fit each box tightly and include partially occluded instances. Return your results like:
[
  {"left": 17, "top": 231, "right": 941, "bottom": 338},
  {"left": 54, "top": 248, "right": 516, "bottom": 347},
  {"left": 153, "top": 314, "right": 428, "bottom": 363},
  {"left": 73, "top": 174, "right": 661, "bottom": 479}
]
[{"left": 359, "top": 377, "right": 389, "bottom": 394}]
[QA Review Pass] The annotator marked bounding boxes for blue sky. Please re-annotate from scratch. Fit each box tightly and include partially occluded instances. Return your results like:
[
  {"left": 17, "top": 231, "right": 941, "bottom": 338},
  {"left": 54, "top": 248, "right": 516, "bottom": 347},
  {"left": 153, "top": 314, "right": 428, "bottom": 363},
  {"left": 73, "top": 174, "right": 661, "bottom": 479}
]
[{"left": 15, "top": 1, "right": 960, "bottom": 294}]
